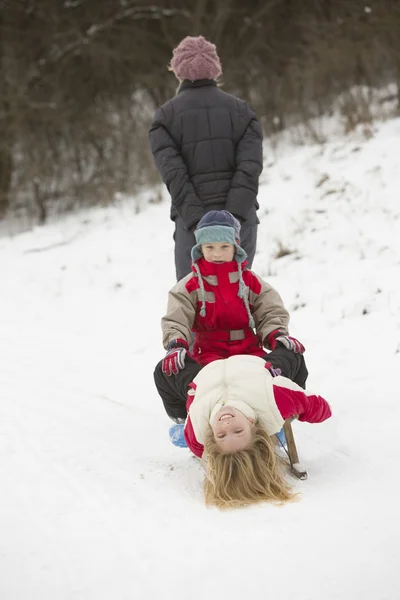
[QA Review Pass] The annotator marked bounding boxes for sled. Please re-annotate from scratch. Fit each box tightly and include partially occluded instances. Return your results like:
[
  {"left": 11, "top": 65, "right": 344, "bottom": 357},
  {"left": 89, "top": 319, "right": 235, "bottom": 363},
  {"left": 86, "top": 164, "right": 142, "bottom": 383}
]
[{"left": 273, "top": 419, "right": 308, "bottom": 480}]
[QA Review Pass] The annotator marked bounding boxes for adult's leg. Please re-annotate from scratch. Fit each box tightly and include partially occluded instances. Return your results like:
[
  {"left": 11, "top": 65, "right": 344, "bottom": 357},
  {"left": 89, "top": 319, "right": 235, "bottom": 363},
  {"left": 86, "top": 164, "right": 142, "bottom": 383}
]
[
  {"left": 174, "top": 217, "right": 196, "bottom": 281},
  {"left": 239, "top": 221, "right": 258, "bottom": 269},
  {"left": 153, "top": 356, "right": 203, "bottom": 422},
  {"left": 265, "top": 345, "right": 308, "bottom": 389}
]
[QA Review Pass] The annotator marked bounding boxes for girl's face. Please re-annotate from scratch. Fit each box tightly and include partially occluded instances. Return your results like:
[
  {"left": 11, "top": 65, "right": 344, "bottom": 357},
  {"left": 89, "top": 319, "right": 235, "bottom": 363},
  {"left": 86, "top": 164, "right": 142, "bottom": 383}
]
[
  {"left": 211, "top": 406, "right": 254, "bottom": 453},
  {"left": 201, "top": 242, "right": 235, "bottom": 263}
]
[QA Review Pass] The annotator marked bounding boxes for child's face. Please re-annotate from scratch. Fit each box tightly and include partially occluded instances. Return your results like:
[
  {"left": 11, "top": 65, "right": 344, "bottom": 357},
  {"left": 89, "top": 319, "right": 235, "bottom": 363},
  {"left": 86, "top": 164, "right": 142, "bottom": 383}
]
[
  {"left": 211, "top": 406, "right": 254, "bottom": 453},
  {"left": 201, "top": 242, "right": 235, "bottom": 263}
]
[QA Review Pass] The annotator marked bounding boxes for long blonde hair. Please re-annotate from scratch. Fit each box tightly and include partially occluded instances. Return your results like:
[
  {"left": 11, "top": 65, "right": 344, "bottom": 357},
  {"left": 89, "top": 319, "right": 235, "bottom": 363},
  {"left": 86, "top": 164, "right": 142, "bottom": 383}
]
[{"left": 203, "top": 424, "right": 296, "bottom": 509}]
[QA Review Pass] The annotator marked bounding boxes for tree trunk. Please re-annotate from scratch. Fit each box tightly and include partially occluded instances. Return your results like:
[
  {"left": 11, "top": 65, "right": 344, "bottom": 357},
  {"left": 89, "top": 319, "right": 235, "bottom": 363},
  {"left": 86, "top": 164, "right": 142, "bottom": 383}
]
[{"left": 0, "top": 10, "right": 13, "bottom": 219}]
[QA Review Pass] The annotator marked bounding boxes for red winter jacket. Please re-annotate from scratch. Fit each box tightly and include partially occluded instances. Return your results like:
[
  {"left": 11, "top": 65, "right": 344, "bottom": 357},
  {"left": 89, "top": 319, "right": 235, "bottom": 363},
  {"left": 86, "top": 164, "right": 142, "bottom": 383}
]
[
  {"left": 162, "top": 258, "right": 290, "bottom": 365},
  {"left": 182, "top": 355, "right": 331, "bottom": 458}
]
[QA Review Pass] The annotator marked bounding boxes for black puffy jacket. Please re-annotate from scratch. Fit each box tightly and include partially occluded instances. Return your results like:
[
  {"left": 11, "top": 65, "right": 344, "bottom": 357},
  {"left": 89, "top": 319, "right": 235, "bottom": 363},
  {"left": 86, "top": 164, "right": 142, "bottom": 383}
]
[{"left": 148, "top": 80, "right": 263, "bottom": 230}]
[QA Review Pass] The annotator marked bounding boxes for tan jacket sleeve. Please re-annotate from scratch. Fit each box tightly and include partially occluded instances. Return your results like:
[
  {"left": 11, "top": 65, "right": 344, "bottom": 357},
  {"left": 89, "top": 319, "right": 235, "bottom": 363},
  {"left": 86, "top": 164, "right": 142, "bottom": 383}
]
[
  {"left": 161, "top": 275, "right": 197, "bottom": 348},
  {"left": 249, "top": 274, "right": 290, "bottom": 347}
]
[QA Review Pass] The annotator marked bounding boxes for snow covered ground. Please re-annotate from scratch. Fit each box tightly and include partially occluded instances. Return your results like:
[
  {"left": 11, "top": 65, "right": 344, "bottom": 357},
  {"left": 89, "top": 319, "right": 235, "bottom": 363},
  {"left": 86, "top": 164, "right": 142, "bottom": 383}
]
[{"left": 1, "top": 114, "right": 399, "bottom": 600}]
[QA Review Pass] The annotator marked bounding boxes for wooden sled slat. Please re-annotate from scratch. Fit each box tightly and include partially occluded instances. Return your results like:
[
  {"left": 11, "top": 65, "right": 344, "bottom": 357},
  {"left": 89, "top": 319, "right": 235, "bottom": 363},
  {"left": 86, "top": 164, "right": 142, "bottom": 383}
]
[{"left": 273, "top": 420, "right": 308, "bottom": 480}]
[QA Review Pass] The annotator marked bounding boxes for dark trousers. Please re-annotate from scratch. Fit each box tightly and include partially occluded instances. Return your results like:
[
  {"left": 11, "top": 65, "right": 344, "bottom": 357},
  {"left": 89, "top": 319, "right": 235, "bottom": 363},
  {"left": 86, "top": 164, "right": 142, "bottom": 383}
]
[
  {"left": 174, "top": 216, "right": 258, "bottom": 281},
  {"left": 154, "top": 356, "right": 203, "bottom": 422},
  {"left": 263, "top": 345, "right": 308, "bottom": 390},
  {"left": 154, "top": 347, "right": 308, "bottom": 423}
]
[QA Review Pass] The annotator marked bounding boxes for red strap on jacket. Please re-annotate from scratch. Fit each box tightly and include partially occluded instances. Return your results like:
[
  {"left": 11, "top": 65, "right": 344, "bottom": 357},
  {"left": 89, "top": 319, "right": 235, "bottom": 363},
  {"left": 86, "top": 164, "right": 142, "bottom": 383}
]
[{"left": 195, "top": 328, "right": 255, "bottom": 342}]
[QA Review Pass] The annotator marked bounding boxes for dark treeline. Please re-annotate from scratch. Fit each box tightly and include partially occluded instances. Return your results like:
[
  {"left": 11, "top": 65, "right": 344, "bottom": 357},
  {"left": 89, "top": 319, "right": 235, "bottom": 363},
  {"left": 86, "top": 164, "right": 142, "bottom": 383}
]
[{"left": 1, "top": 0, "right": 399, "bottom": 224}]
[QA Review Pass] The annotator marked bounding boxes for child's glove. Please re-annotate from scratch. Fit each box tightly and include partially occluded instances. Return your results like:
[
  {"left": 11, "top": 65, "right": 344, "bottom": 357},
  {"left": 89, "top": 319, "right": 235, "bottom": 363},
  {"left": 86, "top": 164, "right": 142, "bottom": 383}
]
[
  {"left": 162, "top": 339, "right": 188, "bottom": 376},
  {"left": 169, "top": 423, "right": 188, "bottom": 448},
  {"left": 264, "top": 361, "right": 282, "bottom": 377},
  {"left": 266, "top": 329, "right": 305, "bottom": 354}
]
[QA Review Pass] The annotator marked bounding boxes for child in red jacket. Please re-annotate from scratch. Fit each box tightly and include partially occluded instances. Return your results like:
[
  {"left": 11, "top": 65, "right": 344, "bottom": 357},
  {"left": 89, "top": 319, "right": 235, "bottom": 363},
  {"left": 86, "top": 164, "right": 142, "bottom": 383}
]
[
  {"left": 160, "top": 210, "right": 306, "bottom": 368},
  {"left": 154, "top": 210, "right": 308, "bottom": 421}
]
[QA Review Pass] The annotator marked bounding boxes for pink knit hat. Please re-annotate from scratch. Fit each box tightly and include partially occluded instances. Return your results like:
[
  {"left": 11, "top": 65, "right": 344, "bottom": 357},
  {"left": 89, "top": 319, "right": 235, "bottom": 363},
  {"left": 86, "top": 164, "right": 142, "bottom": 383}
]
[{"left": 170, "top": 36, "right": 222, "bottom": 81}]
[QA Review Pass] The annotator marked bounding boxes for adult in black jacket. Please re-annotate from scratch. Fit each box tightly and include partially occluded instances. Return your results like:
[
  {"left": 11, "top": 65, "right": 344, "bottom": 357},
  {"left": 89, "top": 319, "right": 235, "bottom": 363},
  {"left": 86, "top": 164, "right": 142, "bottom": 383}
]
[{"left": 149, "top": 35, "right": 263, "bottom": 281}]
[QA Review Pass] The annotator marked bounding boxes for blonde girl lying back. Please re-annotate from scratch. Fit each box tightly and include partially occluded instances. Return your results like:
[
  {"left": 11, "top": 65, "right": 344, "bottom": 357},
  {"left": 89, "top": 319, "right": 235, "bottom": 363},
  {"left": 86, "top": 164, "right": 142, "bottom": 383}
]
[{"left": 183, "top": 354, "right": 331, "bottom": 508}]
